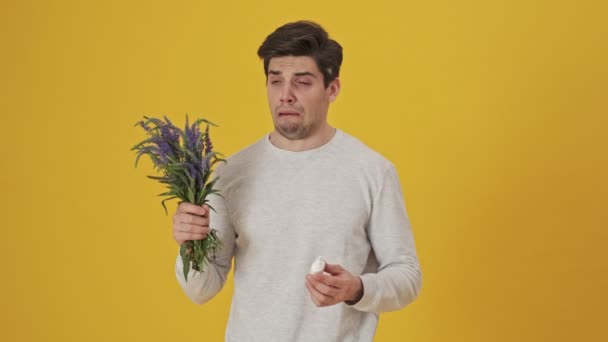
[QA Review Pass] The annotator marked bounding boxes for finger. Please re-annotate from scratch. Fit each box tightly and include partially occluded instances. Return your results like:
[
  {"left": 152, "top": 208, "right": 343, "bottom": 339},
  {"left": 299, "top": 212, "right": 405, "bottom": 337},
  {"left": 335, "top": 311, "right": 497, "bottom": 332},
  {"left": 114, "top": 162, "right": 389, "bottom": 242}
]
[
  {"left": 173, "top": 213, "right": 209, "bottom": 226},
  {"left": 311, "top": 272, "right": 342, "bottom": 288},
  {"left": 174, "top": 231, "right": 208, "bottom": 241},
  {"left": 175, "top": 223, "right": 210, "bottom": 235},
  {"left": 304, "top": 280, "right": 321, "bottom": 306},
  {"left": 307, "top": 274, "right": 339, "bottom": 297},
  {"left": 305, "top": 278, "right": 334, "bottom": 306},
  {"left": 177, "top": 202, "right": 207, "bottom": 216},
  {"left": 324, "top": 262, "right": 345, "bottom": 276}
]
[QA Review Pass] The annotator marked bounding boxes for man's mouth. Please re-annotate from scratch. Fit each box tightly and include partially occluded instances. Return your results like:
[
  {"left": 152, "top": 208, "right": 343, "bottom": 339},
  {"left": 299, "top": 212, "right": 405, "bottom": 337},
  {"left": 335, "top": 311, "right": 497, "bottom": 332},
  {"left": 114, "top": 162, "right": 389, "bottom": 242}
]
[{"left": 278, "top": 111, "right": 300, "bottom": 116}]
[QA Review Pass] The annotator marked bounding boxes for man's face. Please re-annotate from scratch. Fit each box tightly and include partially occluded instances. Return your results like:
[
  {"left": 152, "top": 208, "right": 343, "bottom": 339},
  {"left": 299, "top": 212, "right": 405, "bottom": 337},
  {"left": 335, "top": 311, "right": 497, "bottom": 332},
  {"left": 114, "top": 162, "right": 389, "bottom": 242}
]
[{"left": 266, "top": 55, "right": 339, "bottom": 140}]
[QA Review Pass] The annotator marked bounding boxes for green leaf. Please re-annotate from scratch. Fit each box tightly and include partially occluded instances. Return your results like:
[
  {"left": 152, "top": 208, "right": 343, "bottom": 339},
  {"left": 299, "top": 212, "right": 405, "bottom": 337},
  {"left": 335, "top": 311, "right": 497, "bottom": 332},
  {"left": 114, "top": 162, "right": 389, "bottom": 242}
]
[
  {"left": 134, "top": 151, "right": 146, "bottom": 168},
  {"left": 147, "top": 175, "right": 170, "bottom": 183},
  {"left": 186, "top": 187, "right": 195, "bottom": 203},
  {"left": 161, "top": 196, "right": 178, "bottom": 215},
  {"left": 180, "top": 244, "right": 190, "bottom": 281},
  {"left": 192, "top": 117, "right": 218, "bottom": 128},
  {"left": 205, "top": 176, "right": 220, "bottom": 191},
  {"left": 170, "top": 170, "right": 190, "bottom": 189},
  {"left": 143, "top": 116, "right": 166, "bottom": 127},
  {"left": 189, "top": 175, "right": 195, "bottom": 195},
  {"left": 207, "top": 190, "right": 223, "bottom": 199},
  {"left": 195, "top": 187, "right": 205, "bottom": 205},
  {"left": 131, "top": 136, "right": 157, "bottom": 151},
  {"left": 185, "top": 149, "right": 201, "bottom": 163}
]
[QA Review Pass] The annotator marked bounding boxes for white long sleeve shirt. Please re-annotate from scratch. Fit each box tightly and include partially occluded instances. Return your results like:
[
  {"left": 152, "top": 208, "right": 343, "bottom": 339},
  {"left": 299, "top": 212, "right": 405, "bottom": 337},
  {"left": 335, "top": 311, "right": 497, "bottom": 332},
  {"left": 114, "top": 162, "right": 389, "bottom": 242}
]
[{"left": 176, "top": 129, "right": 422, "bottom": 341}]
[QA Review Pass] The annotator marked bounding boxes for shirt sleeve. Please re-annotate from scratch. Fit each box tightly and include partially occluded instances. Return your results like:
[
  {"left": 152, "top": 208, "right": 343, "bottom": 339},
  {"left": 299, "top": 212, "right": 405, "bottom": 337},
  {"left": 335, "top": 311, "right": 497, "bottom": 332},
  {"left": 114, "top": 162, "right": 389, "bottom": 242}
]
[
  {"left": 349, "top": 164, "right": 422, "bottom": 312},
  {"left": 175, "top": 167, "right": 236, "bottom": 305}
]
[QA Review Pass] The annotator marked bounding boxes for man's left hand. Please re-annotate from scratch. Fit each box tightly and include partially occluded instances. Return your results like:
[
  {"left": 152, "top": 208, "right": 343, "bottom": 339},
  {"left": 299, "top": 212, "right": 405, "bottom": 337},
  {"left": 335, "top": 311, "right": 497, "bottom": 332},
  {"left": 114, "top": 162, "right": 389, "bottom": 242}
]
[{"left": 305, "top": 262, "right": 363, "bottom": 307}]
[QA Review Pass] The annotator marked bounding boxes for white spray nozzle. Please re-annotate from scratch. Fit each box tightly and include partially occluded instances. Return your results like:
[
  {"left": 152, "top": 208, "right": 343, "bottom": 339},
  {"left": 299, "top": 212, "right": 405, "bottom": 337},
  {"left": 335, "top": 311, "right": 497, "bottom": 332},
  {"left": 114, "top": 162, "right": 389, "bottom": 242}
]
[{"left": 310, "top": 256, "right": 330, "bottom": 275}]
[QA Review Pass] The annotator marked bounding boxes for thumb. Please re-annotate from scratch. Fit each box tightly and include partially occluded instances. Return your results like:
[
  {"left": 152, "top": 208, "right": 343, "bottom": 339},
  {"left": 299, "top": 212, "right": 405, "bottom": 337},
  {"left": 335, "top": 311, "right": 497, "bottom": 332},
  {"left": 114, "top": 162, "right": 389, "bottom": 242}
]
[{"left": 324, "top": 262, "right": 345, "bottom": 276}]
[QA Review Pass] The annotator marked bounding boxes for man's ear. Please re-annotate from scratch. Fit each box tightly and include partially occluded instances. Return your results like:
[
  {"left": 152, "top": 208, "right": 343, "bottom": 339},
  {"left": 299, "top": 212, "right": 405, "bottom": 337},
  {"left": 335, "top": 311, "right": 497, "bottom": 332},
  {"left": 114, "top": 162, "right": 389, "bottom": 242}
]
[{"left": 327, "top": 78, "right": 341, "bottom": 103}]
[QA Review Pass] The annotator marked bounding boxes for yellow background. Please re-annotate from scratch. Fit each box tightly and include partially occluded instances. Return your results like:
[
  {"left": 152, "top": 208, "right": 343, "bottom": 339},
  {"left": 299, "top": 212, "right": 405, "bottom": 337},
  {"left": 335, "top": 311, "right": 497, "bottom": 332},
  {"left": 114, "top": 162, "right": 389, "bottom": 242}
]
[{"left": 1, "top": 0, "right": 606, "bottom": 341}]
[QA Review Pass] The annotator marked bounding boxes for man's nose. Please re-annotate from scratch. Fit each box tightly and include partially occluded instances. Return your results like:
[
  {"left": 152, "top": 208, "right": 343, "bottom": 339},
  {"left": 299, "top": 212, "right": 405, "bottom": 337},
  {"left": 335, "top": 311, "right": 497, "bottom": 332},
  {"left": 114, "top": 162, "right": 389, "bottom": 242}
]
[{"left": 280, "top": 84, "right": 295, "bottom": 103}]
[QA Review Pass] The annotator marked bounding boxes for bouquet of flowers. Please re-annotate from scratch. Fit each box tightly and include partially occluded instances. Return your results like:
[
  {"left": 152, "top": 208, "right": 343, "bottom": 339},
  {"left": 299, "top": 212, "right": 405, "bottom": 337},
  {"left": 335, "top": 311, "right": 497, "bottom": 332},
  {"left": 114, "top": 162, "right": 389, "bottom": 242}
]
[{"left": 132, "top": 115, "right": 225, "bottom": 281}]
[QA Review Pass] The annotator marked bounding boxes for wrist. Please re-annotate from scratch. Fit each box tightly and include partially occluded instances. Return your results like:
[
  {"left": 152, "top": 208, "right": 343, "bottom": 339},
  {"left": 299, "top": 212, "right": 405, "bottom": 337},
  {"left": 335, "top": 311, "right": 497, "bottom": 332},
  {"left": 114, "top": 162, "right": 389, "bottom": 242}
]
[{"left": 344, "top": 276, "right": 364, "bottom": 305}]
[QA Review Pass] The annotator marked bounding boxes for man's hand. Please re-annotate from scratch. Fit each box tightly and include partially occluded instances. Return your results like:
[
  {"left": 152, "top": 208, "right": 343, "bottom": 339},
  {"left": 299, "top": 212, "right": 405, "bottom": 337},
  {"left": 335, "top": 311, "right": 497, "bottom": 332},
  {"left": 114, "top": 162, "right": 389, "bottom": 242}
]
[
  {"left": 172, "top": 202, "right": 210, "bottom": 245},
  {"left": 305, "top": 262, "right": 364, "bottom": 307}
]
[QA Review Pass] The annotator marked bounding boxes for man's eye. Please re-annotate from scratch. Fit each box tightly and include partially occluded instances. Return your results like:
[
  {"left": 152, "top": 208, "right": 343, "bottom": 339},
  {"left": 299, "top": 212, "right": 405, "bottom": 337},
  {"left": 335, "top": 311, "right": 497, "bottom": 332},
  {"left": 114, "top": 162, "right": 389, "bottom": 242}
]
[
  {"left": 271, "top": 80, "right": 281, "bottom": 84},
  {"left": 297, "top": 81, "right": 311, "bottom": 85}
]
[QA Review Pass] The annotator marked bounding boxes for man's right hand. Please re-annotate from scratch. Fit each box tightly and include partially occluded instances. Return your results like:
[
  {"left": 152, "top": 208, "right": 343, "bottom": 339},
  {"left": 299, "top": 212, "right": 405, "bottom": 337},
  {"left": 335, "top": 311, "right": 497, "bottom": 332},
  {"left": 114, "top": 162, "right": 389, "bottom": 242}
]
[{"left": 172, "top": 202, "right": 211, "bottom": 245}]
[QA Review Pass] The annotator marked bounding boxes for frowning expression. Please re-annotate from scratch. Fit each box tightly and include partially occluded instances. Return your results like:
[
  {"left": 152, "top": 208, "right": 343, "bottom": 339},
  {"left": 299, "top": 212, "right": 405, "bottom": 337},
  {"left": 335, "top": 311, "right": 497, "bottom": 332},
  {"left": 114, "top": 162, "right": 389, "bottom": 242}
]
[{"left": 266, "top": 56, "right": 339, "bottom": 140}]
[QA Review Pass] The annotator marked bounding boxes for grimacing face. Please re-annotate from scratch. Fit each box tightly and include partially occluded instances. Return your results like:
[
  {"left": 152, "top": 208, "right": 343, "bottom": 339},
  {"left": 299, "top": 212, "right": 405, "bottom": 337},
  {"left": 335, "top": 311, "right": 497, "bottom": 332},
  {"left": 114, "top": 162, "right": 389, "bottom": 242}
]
[{"left": 266, "top": 56, "right": 340, "bottom": 140}]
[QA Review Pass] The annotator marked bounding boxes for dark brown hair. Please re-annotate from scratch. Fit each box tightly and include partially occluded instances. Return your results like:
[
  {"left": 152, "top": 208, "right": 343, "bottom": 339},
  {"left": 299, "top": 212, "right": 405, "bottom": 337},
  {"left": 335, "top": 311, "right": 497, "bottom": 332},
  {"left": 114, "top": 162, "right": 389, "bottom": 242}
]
[{"left": 257, "top": 20, "right": 343, "bottom": 88}]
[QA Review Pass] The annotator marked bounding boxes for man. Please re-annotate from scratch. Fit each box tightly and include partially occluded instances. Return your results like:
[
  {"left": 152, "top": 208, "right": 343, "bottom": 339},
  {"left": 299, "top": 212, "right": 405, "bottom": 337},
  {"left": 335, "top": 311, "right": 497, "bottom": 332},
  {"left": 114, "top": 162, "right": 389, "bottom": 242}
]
[{"left": 172, "top": 20, "right": 422, "bottom": 341}]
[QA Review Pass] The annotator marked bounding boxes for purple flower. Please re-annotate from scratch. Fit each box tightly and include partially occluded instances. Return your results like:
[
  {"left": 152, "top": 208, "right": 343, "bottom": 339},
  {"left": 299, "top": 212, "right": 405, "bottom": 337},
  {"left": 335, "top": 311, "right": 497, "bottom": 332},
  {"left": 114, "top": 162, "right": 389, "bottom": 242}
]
[
  {"left": 163, "top": 115, "right": 175, "bottom": 127},
  {"left": 159, "top": 124, "right": 179, "bottom": 146},
  {"left": 137, "top": 120, "right": 151, "bottom": 132},
  {"left": 157, "top": 140, "right": 173, "bottom": 163},
  {"left": 184, "top": 115, "right": 203, "bottom": 157},
  {"left": 201, "top": 154, "right": 211, "bottom": 172},
  {"left": 186, "top": 127, "right": 200, "bottom": 153},
  {"left": 185, "top": 163, "right": 197, "bottom": 180},
  {"left": 204, "top": 125, "right": 213, "bottom": 155}
]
